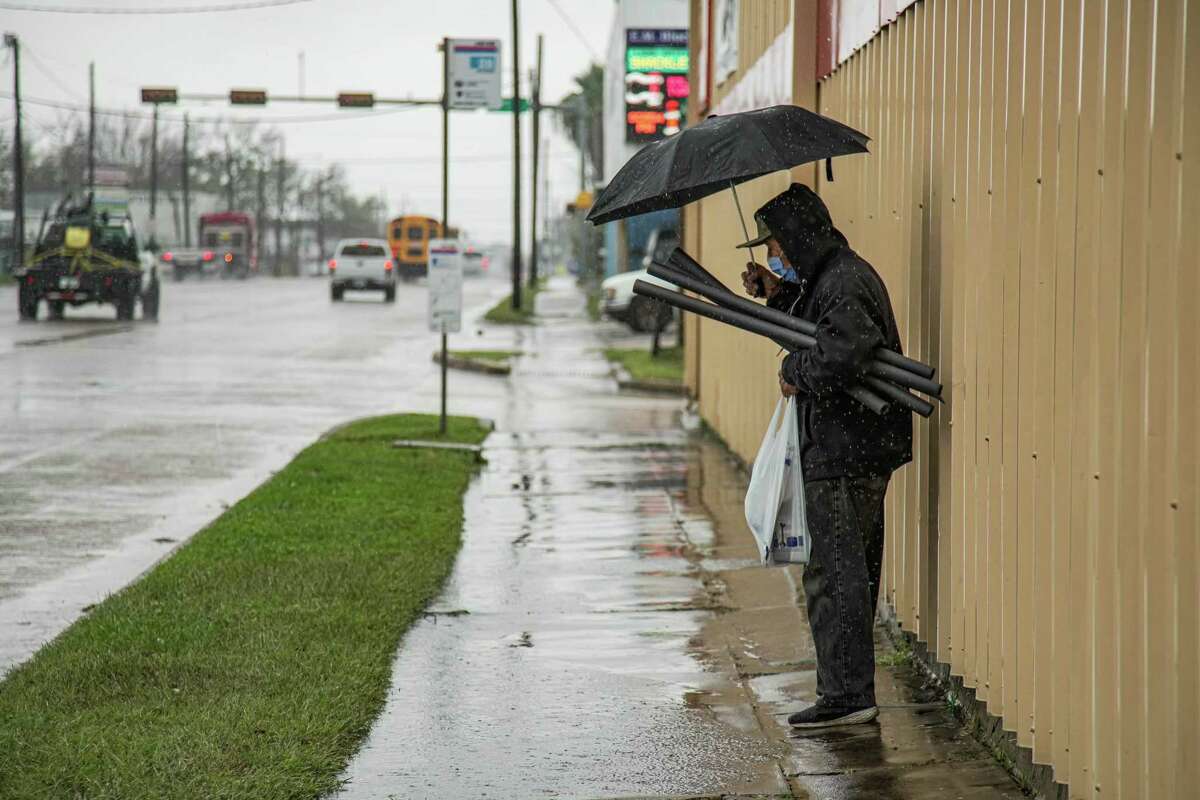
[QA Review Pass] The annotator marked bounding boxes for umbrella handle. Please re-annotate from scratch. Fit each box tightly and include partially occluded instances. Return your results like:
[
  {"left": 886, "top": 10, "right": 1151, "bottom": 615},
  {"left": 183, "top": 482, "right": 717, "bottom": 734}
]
[
  {"left": 729, "top": 181, "right": 765, "bottom": 296},
  {"left": 729, "top": 181, "right": 754, "bottom": 256}
]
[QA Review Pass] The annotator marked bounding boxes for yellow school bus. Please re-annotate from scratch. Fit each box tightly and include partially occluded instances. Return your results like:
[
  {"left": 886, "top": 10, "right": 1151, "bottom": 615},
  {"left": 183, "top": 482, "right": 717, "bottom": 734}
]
[{"left": 386, "top": 215, "right": 458, "bottom": 280}]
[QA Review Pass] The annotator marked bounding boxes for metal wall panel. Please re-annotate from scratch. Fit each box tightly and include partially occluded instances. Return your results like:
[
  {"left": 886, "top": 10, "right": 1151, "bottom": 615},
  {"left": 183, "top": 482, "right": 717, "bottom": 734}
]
[{"left": 686, "top": 0, "right": 1199, "bottom": 795}]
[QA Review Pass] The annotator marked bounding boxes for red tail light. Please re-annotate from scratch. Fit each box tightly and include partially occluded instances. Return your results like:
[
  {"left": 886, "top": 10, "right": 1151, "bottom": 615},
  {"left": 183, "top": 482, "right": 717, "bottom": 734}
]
[
  {"left": 162, "top": 251, "right": 173, "bottom": 262},
  {"left": 202, "top": 250, "right": 214, "bottom": 262},
  {"left": 328, "top": 259, "right": 337, "bottom": 270},
  {"left": 26, "top": 275, "right": 34, "bottom": 285},
  {"left": 384, "top": 261, "right": 393, "bottom": 271},
  {"left": 223, "top": 252, "right": 233, "bottom": 264}
]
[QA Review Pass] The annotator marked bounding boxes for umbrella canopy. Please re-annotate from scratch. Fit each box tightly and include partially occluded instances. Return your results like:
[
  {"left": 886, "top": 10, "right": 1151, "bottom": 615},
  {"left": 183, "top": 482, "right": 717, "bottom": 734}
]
[{"left": 587, "top": 105, "right": 870, "bottom": 225}]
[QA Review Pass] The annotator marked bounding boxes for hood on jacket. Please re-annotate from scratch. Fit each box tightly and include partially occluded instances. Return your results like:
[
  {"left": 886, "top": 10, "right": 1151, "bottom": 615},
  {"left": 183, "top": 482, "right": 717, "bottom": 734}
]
[{"left": 741, "top": 183, "right": 847, "bottom": 285}]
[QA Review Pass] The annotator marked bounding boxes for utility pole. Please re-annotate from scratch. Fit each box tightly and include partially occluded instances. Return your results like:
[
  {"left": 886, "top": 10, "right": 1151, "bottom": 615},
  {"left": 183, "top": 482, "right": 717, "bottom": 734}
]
[
  {"left": 439, "top": 36, "right": 450, "bottom": 435},
  {"left": 529, "top": 33, "right": 542, "bottom": 288},
  {"left": 224, "top": 136, "right": 234, "bottom": 211},
  {"left": 87, "top": 62, "right": 95, "bottom": 196},
  {"left": 149, "top": 103, "right": 159, "bottom": 251},
  {"left": 542, "top": 135, "right": 550, "bottom": 269},
  {"left": 4, "top": 33, "right": 24, "bottom": 268},
  {"left": 275, "top": 140, "right": 284, "bottom": 276},
  {"left": 255, "top": 159, "right": 265, "bottom": 266},
  {"left": 576, "top": 93, "right": 586, "bottom": 192},
  {"left": 573, "top": 93, "right": 588, "bottom": 279},
  {"left": 441, "top": 37, "right": 449, "bottom": 232},
  {"left": 315, "top": 171, "right": 325, "bottom": 264},
  {"left": 182, "top": 114, "right": 191, "bottom": 246},
  {"left": 510, "top": 0, "right": 522, "bottom": 310}
]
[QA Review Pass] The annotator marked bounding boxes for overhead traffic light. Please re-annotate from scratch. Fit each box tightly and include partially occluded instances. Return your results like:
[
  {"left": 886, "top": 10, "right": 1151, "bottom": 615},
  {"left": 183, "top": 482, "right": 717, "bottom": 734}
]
[
  {"left": 337, "top": 92, "right": 375, "bottom": 108},
  {"left": 140, "top": 87, "right": 178, "bottom": 104},
  {"left": 230, "top": 89, "right": 268, "bottom": 105}
]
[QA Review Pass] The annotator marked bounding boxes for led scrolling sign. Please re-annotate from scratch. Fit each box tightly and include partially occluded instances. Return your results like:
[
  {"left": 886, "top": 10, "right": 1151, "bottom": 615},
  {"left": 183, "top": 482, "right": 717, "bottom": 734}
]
[{"left": 625, "top": 28, "right": 690, "bottom": 143}]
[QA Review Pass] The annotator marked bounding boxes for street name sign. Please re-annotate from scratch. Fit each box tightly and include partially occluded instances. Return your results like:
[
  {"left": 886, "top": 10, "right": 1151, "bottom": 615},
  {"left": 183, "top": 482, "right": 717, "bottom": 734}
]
[
  {"left": 428, "top": 239, "right": 463, "bottom": 333},
  {"left": 492, "top": 97, "right": 531, "bottom": 112},
  {"left": 448, "top": 39, "right": 502, "bottom": 110}
]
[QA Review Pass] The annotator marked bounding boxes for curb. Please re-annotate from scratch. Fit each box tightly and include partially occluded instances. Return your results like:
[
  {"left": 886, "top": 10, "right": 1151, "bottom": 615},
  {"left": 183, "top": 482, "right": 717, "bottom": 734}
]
[
  {"left": 611, "top": 364, "right": 688, "bottom": 396},
  {"left": 432, "top": 352, "right": 512, "bottom": 376},
  {"left": 392, "top": 439, "right": 486, "bottom": 463}
]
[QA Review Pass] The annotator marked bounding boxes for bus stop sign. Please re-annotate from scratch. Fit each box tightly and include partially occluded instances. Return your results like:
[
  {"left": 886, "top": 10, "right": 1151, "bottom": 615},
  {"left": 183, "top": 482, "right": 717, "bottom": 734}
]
[{"left": 428, "top": 239, "right": 463, "bottom": 333}]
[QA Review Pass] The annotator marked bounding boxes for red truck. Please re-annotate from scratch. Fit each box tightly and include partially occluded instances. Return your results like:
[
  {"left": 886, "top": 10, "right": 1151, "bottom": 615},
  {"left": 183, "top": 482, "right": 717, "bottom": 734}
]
[{"left": 162, "top": 212, "right": 257, "bottom": 280}]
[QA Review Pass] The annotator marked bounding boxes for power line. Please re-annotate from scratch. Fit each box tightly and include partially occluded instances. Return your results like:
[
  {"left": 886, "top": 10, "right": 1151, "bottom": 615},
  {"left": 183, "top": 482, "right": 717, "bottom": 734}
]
[
  {"left": 294, "top": 151, "right": 579, "bottom": 166},
  {"left": 22, "top": 45, "right": 87, "bottom": 102},
  {"left": 0, "top": 0, "right": 311, "bottom": 13},
  {"left": 543, "top": 0, "right": 599, "bottom": 61},
  {"left": 0, "top": 92, "right": 427, "bottom": 126}
]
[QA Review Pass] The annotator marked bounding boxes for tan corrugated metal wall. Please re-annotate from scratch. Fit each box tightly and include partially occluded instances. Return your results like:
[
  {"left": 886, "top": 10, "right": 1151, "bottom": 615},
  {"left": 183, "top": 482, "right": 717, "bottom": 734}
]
[{"left": 686, "top": 1, "right": 1199, "bottom": 796}]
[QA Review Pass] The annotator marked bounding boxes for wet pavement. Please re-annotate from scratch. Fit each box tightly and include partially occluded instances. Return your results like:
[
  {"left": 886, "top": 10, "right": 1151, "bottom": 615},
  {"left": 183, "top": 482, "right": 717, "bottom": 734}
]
[
  {"left": 335, "top": 278, "right": 1024, "bottom": 799},
  {"left": 0, "top": 275, "right": 510, "bottom": 675}
]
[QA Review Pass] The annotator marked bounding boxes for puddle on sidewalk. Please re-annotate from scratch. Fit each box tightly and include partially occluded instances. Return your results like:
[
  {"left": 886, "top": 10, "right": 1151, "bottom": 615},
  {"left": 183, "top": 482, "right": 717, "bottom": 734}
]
[{"left": 332, "top": 432, "right": 790, "bottom": 799}]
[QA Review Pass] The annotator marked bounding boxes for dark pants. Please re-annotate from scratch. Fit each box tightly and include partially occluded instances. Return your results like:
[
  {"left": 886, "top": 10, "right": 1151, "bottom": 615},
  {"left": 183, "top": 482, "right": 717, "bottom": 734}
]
[{"left": 802, "top": 475, "right": 889, "bottom": 708}]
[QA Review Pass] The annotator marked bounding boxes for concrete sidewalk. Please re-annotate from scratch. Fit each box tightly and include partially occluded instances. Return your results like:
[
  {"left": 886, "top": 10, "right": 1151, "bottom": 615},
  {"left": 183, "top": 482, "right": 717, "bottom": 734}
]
[{"left": 335, "top": 277, "right": 1022, "bottom": 799}]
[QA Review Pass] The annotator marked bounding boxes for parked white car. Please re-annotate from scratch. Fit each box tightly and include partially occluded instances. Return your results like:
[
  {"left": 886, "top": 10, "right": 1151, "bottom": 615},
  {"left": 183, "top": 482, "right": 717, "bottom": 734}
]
[
  {"left": 329, "top": 238, "right": 396, "bottom": 303},
  {"left": 601, "top": 269, "right": 676, "bottom": 332}
]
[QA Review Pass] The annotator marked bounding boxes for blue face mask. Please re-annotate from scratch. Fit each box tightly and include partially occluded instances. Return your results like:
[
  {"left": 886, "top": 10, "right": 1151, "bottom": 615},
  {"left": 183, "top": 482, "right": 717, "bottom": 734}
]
[{"left": 767, "top": 255, "right": 799, "bottom": 283}]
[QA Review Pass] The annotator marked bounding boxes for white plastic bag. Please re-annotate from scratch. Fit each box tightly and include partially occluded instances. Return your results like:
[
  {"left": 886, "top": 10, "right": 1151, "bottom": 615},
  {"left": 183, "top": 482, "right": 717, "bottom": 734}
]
[{"left": 744, "top": 397, "right": 811, "bottom": 565}]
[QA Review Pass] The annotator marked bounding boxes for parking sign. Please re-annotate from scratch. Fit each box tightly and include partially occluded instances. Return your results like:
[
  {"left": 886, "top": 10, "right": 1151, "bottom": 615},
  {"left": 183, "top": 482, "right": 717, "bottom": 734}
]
[
  {"left": 428, "top": 239, "right": 463, "bottom": 333},
  {"left": 448, "top": 39, "right": 502, "bottom": 110}
]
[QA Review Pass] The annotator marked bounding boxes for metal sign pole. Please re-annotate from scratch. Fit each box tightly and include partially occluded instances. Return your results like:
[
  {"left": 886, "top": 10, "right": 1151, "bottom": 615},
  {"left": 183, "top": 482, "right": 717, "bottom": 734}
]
[
  {"left": 440, "top": 43, "right": 449, "bottom": 435},
  {"left": 510, "top": 0, "right": 523, "bottom": 311},
  {"left": 149, "top": 103, "right": 159, "bottom": 250}
]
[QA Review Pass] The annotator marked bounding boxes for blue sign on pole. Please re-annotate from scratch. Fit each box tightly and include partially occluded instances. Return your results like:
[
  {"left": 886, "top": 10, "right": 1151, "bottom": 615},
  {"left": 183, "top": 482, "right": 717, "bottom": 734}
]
[{"left": 448, "top": 39, "right": 503, "bottom": 110}]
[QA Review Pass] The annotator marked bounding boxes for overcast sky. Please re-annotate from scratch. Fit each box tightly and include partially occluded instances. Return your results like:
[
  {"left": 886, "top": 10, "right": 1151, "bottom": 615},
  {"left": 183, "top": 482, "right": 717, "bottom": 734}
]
[{"left": 1, "top": 0, "right": 615, "bottom": 244}]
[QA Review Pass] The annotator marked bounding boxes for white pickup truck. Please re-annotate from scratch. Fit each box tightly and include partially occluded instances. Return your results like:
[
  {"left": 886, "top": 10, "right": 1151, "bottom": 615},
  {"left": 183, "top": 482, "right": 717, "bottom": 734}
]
[{"left": 329, "top": 238, "right": 396, "bottom": 303}]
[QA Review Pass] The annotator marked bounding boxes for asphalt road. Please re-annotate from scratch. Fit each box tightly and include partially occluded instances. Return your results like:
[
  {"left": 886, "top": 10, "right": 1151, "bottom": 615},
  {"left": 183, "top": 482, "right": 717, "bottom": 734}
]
[{"left": 0, "top": 274, "right": 510, "bottom": 674}]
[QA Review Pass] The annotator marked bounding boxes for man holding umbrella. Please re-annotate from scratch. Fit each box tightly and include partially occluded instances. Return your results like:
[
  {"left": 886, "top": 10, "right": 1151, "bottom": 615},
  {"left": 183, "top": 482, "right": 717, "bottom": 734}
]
[
  {"left": 588, "top": 105, "right": 931, "bottom": 726},
  {"left": 739, "top": 183, "right": 912, "bottom": 729}
]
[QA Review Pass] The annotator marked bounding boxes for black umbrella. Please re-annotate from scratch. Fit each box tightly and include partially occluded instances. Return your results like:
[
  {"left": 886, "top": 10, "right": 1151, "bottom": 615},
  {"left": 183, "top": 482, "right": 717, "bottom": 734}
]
[{"left": 586, "top": 105, "right": 870, "bottom": 229}]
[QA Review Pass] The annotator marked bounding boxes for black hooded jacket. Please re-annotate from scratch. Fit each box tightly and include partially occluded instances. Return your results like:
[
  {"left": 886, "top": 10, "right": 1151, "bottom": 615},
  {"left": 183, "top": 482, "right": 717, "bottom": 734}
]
[{"left": 761, "top": 187, "right": 912, "bottom": 480}]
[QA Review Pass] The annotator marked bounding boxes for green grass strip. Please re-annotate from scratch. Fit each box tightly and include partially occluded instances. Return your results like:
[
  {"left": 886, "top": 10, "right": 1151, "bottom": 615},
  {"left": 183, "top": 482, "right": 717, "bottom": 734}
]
[
  {"left": 0, "top": 413, "right": 489, "bottom": 799},
  {"left": 448, "top": 349, "right": 520, "bottom": 364},
  {"left": 604, "top": 346, "right": 684, "bottom": 383},
  {"left": 482, "top": 284, "right": 539, "bottom": 325}
]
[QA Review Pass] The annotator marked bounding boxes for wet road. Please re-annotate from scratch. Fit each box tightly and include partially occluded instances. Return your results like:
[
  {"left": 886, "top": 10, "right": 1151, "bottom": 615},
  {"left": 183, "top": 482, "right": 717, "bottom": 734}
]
[{"left": 0, "top": 274, "right": 510, "bottom": 675}]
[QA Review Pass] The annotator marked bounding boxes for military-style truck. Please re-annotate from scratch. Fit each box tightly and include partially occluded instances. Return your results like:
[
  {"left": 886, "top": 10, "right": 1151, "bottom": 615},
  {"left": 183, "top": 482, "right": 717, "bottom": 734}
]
[{"left": 15, "top": 193, "right": 160, "bottom": 322}]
